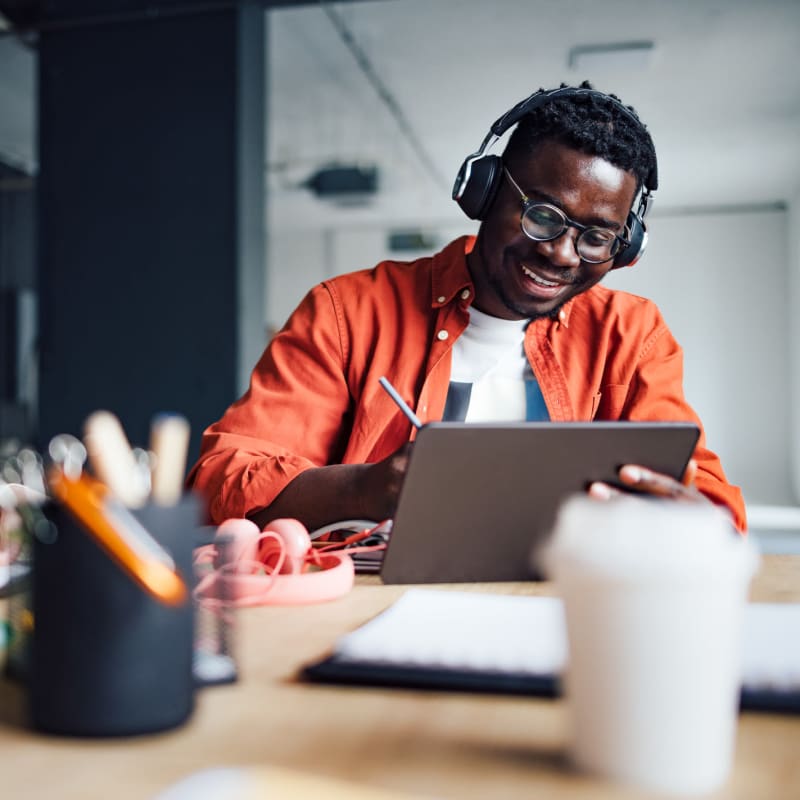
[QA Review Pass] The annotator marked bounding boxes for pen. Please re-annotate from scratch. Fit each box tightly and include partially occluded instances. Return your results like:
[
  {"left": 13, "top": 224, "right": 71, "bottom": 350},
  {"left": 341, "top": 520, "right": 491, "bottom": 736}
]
[
  {"left": 83, "top": 410, "right": 148, "bottom": 508},
  {"left": 378, "top": 376, "right": 423, "bottom": 430},
  {"left": 149, "top": 413, "right": 191, "bottom": 507}
]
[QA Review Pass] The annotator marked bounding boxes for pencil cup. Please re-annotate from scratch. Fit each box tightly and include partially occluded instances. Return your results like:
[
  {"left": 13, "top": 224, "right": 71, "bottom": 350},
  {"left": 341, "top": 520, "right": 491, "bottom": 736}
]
[
  {"left": 542, "top": 496, "right": 758, "bottom": 796},
  {"left": 30, "top": 494, "right": 201, "bottom": 737}
]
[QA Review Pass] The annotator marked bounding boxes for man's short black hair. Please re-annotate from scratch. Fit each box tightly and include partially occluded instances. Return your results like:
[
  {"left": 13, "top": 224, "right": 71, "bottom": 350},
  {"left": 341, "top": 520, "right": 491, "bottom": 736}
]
[{"left": 503, "top": 80, "right": 656, "bottom": 192}]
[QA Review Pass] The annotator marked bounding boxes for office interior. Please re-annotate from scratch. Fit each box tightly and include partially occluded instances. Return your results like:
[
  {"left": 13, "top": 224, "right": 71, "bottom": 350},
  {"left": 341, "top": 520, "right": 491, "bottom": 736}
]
[{"left": 0, "top": 0, "right": 799, "bottom": 550}]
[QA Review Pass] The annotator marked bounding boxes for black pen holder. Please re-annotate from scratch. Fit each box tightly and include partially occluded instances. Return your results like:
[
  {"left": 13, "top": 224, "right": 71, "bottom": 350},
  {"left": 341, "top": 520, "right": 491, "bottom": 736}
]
[{"left": 30, "top": 494, "right": 201, "bottom": 737}]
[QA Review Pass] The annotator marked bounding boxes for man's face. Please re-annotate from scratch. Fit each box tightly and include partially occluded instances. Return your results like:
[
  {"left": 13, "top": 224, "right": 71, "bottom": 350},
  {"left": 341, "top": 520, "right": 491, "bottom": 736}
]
[{"left": 466, "top": 139, "right": 638, "bottom": 321}]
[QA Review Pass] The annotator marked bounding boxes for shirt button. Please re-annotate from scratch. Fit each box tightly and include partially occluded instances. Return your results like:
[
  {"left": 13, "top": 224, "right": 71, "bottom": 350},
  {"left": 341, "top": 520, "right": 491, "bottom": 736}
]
[
  {"left": 437, "top": 329, "right": 449, "bottom": 341},
  {"left": 460, "top": 289, "right": 470, "bottom": 300},
  {"left": 436, "top": 295, "right": 446, "bottom": 304}
]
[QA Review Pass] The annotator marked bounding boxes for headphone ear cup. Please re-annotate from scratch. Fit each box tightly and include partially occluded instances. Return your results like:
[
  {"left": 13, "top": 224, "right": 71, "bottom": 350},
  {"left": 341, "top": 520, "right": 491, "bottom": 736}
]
[
  {"left": 259, "top": 518, "right": 311, "bottom": 574},
  {"left": 613, "top": 213, "right": 648, "bottom": 269},
  {"left": 215, "top": 518, "right": 261, "bottom": 566},
  {"left": 454, "top": 154, "right": 504, "bottom": 220}
]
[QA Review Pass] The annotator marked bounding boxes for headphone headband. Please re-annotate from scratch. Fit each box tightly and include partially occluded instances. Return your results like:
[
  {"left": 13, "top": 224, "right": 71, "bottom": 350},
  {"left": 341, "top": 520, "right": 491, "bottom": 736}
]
[{"left": 488, "top": 87, "right": 658, "bottom": 192}]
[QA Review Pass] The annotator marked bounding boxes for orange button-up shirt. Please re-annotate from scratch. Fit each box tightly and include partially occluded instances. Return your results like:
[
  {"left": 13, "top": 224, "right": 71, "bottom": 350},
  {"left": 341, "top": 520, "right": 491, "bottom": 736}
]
[{"left": 188, "top": 236, "right": 746, "bottom": 532}]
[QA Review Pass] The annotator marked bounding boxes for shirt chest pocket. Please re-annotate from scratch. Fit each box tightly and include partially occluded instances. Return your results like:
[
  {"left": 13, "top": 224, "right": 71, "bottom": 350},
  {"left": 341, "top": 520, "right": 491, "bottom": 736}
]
[{"left": 591, "top": 384, "right": 630, "bottom": 420}]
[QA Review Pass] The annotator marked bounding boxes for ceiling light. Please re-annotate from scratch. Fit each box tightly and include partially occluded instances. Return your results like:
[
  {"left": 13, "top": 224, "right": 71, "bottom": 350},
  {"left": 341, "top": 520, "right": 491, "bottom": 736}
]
[
  {"left": 568, "top": 41, "right": 655, "bottom": 72},
  {"left": 303, "top": 164, "right": 379, "bottom": 206}
]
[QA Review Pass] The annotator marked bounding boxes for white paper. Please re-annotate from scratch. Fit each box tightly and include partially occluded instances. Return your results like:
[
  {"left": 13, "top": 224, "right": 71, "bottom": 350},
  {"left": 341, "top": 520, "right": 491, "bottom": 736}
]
[
  {"left": 742, "top": 603, "right": 800, "bottom": 690},
  {"left": 334, "top": 589, "right": 800, "bottom": 690},
  {"left": 335, "top": 589, "right": 567, "bottom": 675}
]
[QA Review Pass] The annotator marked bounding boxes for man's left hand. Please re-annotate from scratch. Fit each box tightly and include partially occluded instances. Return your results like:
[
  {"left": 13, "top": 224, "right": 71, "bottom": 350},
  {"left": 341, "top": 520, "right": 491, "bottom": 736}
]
[{"left": 588, "top": 458, "right": 709, "bottom": 504}]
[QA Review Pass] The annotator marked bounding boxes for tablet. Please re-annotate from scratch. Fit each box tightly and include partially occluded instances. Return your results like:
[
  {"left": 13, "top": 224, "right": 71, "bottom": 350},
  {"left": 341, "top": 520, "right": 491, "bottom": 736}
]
[{"left": 380, "top": 421, "right": 700, "bottom": 584}]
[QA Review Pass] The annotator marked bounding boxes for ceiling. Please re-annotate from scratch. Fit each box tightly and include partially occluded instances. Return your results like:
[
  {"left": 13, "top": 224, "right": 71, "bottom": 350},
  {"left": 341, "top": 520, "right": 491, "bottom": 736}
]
[
  {"left": 267, "top": 0, "right": 800, "bottom": 231},
  {"left": 1, "top": 0, "right": 799, "bottom": 232}
]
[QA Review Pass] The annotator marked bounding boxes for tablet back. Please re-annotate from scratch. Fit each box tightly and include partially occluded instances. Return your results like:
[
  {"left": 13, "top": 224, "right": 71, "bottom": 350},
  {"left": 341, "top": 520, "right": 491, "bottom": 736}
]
[{"left": 380, "top": 421, "right": 700, "bottom": 584}]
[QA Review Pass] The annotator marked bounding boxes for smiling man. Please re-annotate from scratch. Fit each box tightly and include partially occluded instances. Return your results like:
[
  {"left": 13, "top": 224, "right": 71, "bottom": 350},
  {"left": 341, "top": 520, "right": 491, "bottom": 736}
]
[{"left": 188, "top": 82, "right": 746, "bottom": 533}]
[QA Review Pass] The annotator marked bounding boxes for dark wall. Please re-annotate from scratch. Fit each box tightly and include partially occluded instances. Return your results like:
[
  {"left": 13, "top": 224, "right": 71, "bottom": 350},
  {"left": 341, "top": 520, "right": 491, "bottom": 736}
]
[{"left": 35, "top": 4, "right": 265, "bottom": 464}]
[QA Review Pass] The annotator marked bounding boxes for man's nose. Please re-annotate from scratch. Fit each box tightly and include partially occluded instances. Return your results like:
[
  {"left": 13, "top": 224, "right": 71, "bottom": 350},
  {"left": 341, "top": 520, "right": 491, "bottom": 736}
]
[{"left": 539, "top": 229, "right": 582, "bottom": 269}]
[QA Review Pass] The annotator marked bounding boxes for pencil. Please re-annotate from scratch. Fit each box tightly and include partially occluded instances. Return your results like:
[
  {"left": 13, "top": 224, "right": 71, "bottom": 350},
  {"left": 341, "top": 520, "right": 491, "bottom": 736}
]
[{"left": 149, "top": 413, "right": 191, "bottom": 507}]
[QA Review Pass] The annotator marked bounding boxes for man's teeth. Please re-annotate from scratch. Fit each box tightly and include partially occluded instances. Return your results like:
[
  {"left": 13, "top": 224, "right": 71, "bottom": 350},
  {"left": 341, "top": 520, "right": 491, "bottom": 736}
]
[{"left": 521, "top": 265, "right": 559, "bottom": 287}]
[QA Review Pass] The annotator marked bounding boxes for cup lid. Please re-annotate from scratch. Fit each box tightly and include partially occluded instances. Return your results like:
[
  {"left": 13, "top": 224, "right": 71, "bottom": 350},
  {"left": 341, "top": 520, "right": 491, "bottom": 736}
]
[{"left": 539, "top": 494, "right": 759, "bottom": 586}]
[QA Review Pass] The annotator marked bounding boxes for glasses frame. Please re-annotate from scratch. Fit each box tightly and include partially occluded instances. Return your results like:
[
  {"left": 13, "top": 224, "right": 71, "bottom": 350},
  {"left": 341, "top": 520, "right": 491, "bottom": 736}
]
[{"left": 502, "top": 166, "right": 630, "bottom": 264}]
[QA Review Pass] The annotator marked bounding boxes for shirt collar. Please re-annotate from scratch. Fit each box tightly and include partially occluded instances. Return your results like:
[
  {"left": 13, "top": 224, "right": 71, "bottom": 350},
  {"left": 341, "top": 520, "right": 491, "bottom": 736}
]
[{"left": 430, "top": 235, "right": 475, "bottom": 308}]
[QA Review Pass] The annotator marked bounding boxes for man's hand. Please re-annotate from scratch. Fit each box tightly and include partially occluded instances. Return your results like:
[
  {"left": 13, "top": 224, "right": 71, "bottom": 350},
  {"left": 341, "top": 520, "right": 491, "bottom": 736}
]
[
  {"left": 250, "top": 442, "right": 412, "bottom": 532},
  {"left": 588, "top": 458, "right": 709, "bottom": 504},
  {"left": 357, "top": 442, "right": 413, "bottom": 521}
]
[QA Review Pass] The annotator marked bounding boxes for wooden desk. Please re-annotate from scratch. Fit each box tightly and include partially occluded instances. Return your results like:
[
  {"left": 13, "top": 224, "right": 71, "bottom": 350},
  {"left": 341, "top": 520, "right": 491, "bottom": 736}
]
[{"left": 2, "top": 555, "right": 800, "bottom": 799}]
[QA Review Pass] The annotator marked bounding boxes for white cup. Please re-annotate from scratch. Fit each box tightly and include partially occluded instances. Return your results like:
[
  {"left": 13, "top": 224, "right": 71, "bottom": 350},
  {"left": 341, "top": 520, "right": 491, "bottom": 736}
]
[{"left": 542, "top": 495, "right": 759, "bottom": 796}]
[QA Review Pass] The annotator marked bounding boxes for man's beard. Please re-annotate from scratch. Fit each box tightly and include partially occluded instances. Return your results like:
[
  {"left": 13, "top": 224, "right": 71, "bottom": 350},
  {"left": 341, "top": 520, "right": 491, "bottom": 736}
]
[{"left": 488, "top": 271, "right": 571, "bottom": 322}]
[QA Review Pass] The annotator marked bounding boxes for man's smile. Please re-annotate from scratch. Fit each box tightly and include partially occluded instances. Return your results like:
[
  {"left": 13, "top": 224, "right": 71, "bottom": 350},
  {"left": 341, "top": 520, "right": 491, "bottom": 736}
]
[
  {"left": 517, "top": 259, "right": 577, "bottom": 301},
  {"left": 521, "top": 262, "right": 574, "bottom": 286},
  {"left": 522, "top": 264, "right": 558, "bottom": 285}
]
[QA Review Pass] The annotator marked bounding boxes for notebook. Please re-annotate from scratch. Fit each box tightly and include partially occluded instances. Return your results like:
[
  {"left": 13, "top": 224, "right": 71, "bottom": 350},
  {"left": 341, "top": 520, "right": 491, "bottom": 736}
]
[
  {"left": 303, "top": 589, "right": 800, "bottom": 713},
  {"left": 380, "top": 422, "right": 700, "bottom": 583}
]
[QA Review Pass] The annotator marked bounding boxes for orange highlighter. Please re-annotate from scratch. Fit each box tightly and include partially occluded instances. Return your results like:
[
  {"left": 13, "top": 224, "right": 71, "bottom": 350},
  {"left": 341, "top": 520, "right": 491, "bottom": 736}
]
[{"left": 47, "top": 467, "right": 187, "bottom": 606}]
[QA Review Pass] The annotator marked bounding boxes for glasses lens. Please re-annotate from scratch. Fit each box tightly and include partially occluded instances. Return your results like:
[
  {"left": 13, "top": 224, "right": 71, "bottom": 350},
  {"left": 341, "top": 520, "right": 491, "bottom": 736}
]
[
  {"left": 576, "top": 228, "right": 620, "bottom": 263},
  {"left": 521, "top": 204, "right": 565, "bottom": 241}
]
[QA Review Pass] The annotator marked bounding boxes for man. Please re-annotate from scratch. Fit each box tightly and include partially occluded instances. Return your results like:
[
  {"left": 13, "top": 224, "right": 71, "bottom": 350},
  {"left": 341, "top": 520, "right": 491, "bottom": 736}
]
[{"left": 187, "top": 83, "right": 746, "bottom": 533}]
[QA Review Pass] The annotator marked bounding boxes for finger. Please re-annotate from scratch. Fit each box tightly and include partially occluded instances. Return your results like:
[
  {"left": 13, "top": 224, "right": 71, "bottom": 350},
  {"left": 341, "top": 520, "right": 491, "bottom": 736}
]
[
  {"left": 618, "top": 464, "right": 686, "bottom": 498},
  {"left": 682, "top": 458, "right": 698, "bottom": 487},
  {"left": 384, "top": 442, "right": 412, "bottom": 475},
  {"left": 588, "top": 481, "right": 622, "bottom": 501},
  {"left": 390, "top": 447, "right": 412, "bottom": 476}
]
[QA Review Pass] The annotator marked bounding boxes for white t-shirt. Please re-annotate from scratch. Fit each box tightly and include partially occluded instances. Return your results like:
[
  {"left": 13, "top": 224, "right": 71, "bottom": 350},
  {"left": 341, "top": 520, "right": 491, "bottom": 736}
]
[{"left": 444, "top": 306, "right": 549, "bottom": 422}]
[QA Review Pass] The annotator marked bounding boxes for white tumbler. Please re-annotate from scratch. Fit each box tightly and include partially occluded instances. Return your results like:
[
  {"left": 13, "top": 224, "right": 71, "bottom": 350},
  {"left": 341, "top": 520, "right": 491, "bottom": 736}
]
[{"left": 543, "top": 495, "right": 758, "bottom": 796}]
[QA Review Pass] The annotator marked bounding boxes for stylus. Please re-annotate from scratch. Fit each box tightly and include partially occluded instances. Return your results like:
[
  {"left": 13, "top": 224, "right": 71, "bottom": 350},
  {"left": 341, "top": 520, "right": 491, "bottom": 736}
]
[{"left": 379, "top": 377, "right": 423, "bottom": 429}]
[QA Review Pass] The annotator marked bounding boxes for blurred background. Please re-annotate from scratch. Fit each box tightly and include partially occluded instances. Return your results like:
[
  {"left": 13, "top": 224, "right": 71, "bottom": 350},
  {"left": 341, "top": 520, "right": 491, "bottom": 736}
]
[{"left": 0, "top": 0, "right": 798, "bottom": 536}]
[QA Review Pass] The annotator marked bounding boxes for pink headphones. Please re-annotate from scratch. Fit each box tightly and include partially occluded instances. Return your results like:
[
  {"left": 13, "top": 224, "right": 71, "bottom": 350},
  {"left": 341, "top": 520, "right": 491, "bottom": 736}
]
[{"left": 195, "top": 517, "right": 355, "bottom": 607}]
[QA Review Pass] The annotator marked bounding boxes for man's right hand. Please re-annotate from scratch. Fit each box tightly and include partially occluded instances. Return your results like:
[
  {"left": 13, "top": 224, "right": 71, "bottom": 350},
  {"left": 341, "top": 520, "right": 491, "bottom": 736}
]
[
  {"left": 356, "top": 442, "right": 413, "bottom": 521},
  {"left": 249, "top": 442, "right": 413, "bottom": 532}
]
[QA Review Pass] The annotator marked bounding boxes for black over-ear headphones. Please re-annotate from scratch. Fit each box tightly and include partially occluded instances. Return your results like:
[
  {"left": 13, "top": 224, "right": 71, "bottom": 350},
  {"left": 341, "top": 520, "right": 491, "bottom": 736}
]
[{"left": 452, "top": 87, "right": 658, "bottom": 269}]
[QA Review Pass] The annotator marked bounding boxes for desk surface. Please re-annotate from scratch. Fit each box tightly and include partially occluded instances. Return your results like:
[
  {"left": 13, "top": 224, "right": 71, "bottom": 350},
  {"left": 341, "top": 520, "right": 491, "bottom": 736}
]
[{"left": 2, "top": 554, "right": 800, "bottom": 800}]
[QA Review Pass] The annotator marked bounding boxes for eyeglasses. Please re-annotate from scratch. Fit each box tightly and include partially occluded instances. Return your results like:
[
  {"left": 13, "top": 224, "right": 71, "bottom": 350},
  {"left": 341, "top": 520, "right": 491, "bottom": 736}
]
[{"left": 503, "top": 166, "right": 629, "bottom": 264}]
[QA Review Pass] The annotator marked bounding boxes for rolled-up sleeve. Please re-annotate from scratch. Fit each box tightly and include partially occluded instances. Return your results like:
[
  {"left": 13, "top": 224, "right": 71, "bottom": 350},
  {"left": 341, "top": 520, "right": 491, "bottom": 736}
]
[{"left": 187, "top": 283, "right": 352, "bottom": 523}]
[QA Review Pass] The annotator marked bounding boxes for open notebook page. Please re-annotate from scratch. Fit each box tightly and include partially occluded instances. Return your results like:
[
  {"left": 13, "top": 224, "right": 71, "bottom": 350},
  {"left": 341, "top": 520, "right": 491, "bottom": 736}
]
[{"left": 317, "top": 589, "right": 800, "bottom": 700}]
